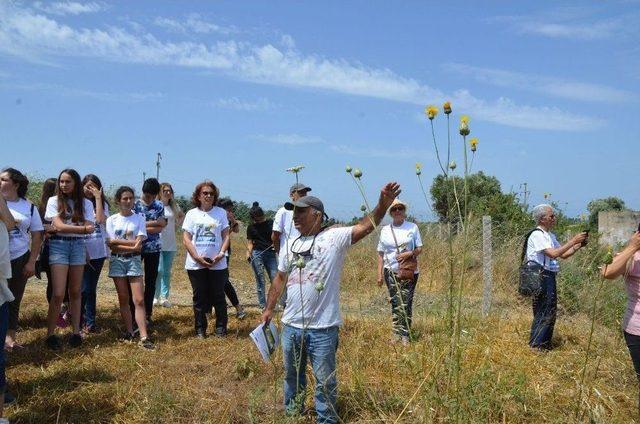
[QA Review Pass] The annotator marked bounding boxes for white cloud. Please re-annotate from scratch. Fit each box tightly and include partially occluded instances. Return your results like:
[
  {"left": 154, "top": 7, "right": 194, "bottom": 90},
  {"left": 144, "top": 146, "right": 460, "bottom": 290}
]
[
  {"left": 445, "top": 63, "right": 636, "bottom": 103},
  {"left": 154, "top": 14, "right": 236, "bottom": 35},
  {"left": 491, "top": 11, "right": 639, "bottom": 41},
  {"left": 212, "top": 96, "right": 274, "bottom": 111},
  {"left": 330, "top": 144, "right": 432, "bottom": 159},
  {"left": 33, "top": 1, "right": 105, "bottom": 16},
  {"left": 0, "top": 3, "right": 605, "bottom": 131},
  {"left": 0, "top": 81, "right": 163, "bottom": 102},
  {"left": 253, "top": 134, "right": 324, "bottom": 146}
]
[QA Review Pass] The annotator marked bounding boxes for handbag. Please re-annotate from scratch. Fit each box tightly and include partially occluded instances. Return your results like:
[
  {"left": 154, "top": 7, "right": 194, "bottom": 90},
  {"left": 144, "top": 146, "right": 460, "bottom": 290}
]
[
  {"left": 518, "top": 228, "right": 546, "bottom": 296},
  {"left": 389, "top": 224, "right": 418, "bottom": 281}
]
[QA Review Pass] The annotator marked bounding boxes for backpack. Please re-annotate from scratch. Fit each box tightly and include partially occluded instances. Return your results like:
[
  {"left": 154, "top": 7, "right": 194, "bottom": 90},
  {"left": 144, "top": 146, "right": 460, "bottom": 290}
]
[{"left": 518, "top": 228, "right": 546, "bottom": 296}]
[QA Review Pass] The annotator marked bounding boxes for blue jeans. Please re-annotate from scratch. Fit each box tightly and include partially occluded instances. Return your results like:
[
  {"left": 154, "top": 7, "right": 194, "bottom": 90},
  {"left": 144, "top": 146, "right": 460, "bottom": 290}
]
[
  {"left": 281, "top": 324, "right": 339, "bottom": 424},
  {"left": 81, "top": 257, "right": 105, "bottom": 328},
  {"left": 251, "top": 249, "right": 278, "bottom": 308},
  {"left": 530, "top": 270, "right": 557, "bottom": 349},
  {"left": 0, "top": 302, "right": 8, "bottom": 390},
  {"left": 155, "top": 251, "right": 177, "bottom": 300}
]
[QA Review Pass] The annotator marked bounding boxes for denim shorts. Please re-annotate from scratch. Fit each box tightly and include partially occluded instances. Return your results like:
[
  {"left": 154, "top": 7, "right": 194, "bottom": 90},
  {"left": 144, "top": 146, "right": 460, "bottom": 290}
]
[
  {"left": 49, "top": 237, "right": 87, "bottom": 266},
  {"left": 109, "top": 255, "right": 143, "bottom": 277}
]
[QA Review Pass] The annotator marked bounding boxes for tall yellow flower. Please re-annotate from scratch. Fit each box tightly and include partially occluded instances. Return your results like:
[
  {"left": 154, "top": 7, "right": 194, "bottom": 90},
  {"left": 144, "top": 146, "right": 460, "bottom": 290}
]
[
  {"left": 469, "top": 137, "right": 478, "bottom": 152},
  {"left": 415, "top": 162, "right": 422, "bottom": 175},
  {"left": 459, "top": 115, "right": 470, "bottom": 136},
  {"left": 425, "top": 105, "right": 438, "bottom": 120},
  {"left": 443, "top": 101, "right": 452, "bottom": 115}
]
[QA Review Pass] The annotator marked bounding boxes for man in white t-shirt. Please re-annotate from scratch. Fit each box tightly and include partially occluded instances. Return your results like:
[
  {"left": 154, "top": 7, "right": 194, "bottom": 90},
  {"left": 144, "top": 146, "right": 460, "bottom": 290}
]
[
  {"left": 525, "top": 204, "right": 587, "bottom": 350},
  {"left": 261, "top": 182, "right": 401, "bottom": 423},
  {"left": 271, "top": 183, "right": 311, "bottom": 256}
]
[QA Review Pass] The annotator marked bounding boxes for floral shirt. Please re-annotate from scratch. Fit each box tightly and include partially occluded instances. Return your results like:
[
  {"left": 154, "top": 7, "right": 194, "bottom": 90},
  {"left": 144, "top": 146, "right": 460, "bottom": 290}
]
[{"left": 134, "top": 199, "right": 165, "bottom": 254}]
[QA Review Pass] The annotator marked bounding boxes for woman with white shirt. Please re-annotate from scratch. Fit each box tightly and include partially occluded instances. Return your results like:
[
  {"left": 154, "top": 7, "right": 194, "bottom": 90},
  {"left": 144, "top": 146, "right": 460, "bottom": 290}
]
[
  {"left": 154, "top": 182, "right": 183, "bottom": 308},
  {"left": 525, "top": 204, "right": 587, "bottom": 350},
  {"left": 376, "top": 199, "right": 422, "bottom": 345},
  {"left": 44, "top": 169, "right": 95, "bottom": 350},
  {"left": 182, "top": 181, "right": 230, "bottom": 338},
  {"left": 0, "top": 168, "right": 43, "bottom": 350},
  {"left": 105, "top": 186, "right": 153, "bottom": 349}
]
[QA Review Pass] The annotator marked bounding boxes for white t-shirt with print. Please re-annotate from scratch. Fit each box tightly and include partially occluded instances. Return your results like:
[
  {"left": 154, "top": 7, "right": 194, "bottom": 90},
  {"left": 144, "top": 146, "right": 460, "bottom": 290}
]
[
  {"left": 525, "top": 227, "right": 560, "bottom": 272},
  {"left": 278, "top": 226, "right": 352, "bottom": 329},
  {"left": 44, "top": 196, "right": 96, "bottom": 238},
  {"left": 7, "top": 198, "right": 44, "bottom": 260},
  {"left": 272, "top": 207, "right": 300, "bottom": 254},
  {"left": 377, "top": 221, "right": 423, "bottom": 273},
  {"left": 182, "top": 207, "right": 229, "bottom": 271},
  {"left": 105, "top": 213, "right": 147, "bottom": 246},
  {"left": 85, "top": 200, "right": 109, "bottom": 260},
  {"left": 160, "top": 206, "right": 177, "bottom": 252}
]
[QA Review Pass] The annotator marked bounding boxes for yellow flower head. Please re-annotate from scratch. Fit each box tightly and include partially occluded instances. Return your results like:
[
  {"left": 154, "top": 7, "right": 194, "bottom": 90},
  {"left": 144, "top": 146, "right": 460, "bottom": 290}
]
[
  {"left": 603, "top": 247, "right": 613, "bottom": 265},
  {"left": 425, "top": 105, "right": 438, "bottom": 120},
  {"left": 460, "top": 115, "right": 470, "bottom": 125},
  {"left": 353, "top": 168, "right": 363, "bottom": 178},
  {"left": 443, "top": 101, "right": 452, "bottom": 115},
  {"left": 469, "top": 137, "right": 478, "bottom": 152},
  {"left": 415, "top": 163, "right": 422, "bottom": 175}
]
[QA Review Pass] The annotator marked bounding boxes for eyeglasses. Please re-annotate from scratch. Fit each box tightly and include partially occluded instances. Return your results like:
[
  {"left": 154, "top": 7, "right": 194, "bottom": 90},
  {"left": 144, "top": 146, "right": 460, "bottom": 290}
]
[
  {"left": 390, "top": 207, "right": 405, "bottom": 212},
  {"left": 201, "top": 191, "right": 215, "bottom": 197},
  {"left": 290, "top": 234, "right": 317, "bottom": 259},
  {"left": 162, "top": 189, "right": 172, "bottom": 194}
]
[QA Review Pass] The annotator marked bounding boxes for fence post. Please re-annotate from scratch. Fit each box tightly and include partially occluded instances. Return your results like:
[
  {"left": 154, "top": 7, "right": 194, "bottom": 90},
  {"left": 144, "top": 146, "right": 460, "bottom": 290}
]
[{"left": 482, "top": 215, "right": 493, "bottom": 317}]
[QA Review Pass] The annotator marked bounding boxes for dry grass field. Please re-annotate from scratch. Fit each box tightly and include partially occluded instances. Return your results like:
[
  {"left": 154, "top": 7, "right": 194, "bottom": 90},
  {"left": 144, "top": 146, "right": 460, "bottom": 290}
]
[{"left": 3, "top": 229, "right": 638, "bottom": 423}]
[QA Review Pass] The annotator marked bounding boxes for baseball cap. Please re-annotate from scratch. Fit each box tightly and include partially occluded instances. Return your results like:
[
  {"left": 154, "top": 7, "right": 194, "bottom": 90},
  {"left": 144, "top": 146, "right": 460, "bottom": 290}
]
[
  {"left": 285, "top": 195, "right": 324, "bottom": 213},
  {"left": 289, "top": 183, "right": 312, "bottom": 194}
]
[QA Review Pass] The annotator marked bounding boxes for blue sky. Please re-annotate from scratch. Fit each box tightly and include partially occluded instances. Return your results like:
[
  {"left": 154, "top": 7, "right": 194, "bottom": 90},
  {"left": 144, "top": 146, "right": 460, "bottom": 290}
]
[{"left": 0, "top": 0, "right": 638, "bottom": 220}]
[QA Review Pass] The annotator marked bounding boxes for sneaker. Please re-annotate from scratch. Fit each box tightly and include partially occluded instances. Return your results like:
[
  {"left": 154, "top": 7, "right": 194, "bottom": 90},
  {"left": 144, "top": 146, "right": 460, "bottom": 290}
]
[
  {"left": 161, "top": 299, "right": 172, "bottom": 308},
  {"left": 45, "top": 334, "right": 62, "bottom": 351},
  {"left": 152, "top": 298, "right": 159, "bottom": 306},
  {"left": 139, "top": 337, "right": 155, "bottom": 350},
  {"left": 119, "top": 332, "right": 134, "bottom": 342},
  {"left": 236, "top": 309, "right": 247, "bottom": 320},
  {"left": 68, "top": 333, "right": 83, "bottom": 348},
  {"left": 214, "top": 327, "right": 227, "bottom": 338},
  {"left": 195, "top": 330, "right": 206, "bottom": 339}
]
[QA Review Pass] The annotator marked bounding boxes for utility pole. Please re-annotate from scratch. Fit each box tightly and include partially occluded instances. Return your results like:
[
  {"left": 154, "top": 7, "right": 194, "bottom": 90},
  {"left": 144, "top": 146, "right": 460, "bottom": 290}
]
[
  {"left": 520, "top": 182, "right": 530, "bottom": 210},
  {"left": 156, "top": 153, "right": 162, "bottom": 180}
]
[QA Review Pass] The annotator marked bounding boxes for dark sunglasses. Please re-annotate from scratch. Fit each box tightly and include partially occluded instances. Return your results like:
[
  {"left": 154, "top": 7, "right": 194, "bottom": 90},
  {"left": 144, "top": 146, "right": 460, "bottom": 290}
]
[
  {"left": 390, "top": 207, "right": 405, "bottom": 212},
  {"left": 201, "top": 191, "right": 215, "bottom": 197}
]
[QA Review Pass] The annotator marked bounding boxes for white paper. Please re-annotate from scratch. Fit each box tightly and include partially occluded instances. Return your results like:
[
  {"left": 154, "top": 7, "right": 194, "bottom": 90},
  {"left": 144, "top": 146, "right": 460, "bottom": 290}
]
[{"left": 250, "top": 321, "right": 279, "bottom": 362}]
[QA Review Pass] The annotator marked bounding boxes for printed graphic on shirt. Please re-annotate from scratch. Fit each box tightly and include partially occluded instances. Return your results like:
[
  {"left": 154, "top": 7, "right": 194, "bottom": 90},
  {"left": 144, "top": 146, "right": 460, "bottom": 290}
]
[
  {"left": 193, "top": 222, "right": 218, "bottom": 246},
  {"left": 134, "top": 199, "right": 165, "bottom": 253}
]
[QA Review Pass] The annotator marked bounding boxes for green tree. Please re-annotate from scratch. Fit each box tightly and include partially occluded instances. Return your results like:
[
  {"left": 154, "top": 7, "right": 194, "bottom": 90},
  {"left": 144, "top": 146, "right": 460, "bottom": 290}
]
[
  {"left": 587, "top": 197, "right": 626, "bottom": 229},
  {"left": 430, "top": 171, "right": 532, "bottom": 233}
]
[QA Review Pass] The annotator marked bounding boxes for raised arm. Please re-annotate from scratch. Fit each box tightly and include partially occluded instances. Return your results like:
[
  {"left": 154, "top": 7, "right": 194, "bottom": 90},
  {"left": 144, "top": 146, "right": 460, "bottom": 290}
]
[
  {"left": 543, "top": 232, "right": 587, "bottom": 259},
  {"left": 351, "top": 182, "right": 401, "bottom": 245},
  {"left": 602, "top": 232, "right": 640, "bottom": 280}
]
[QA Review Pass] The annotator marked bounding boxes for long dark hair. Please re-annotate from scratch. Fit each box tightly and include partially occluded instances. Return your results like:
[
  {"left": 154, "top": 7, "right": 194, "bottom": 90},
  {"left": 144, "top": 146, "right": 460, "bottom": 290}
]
[
  {"left": 38, "top": 178, "right": 57, "bottom": 220},
  {"left": 56, "top": 169, "right": 85, "bottom": 224},
  {"left": 82, "top": 174, "right": 110, "bottom": 210},
  {"left": 1, "top": 168, "right": 29, "bottom": 199}
]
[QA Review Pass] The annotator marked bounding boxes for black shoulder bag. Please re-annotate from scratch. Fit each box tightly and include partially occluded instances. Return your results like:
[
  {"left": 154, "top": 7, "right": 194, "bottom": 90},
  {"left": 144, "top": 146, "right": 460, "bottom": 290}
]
[{"left": 518, "top": 228, "right": 547, "bottom": 296}]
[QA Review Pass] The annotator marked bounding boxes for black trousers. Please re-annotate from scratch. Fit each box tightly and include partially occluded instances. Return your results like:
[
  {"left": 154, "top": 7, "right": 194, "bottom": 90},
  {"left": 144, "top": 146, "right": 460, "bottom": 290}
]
[
  {"left": 129, "top": 251, "right": 160, "bottom": 322},
  {"left": 187, "top": 268, "right": 228, "bottom": 334},
  {"left": 625, "top": 331, "right": 640, "bottom": 380}
]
